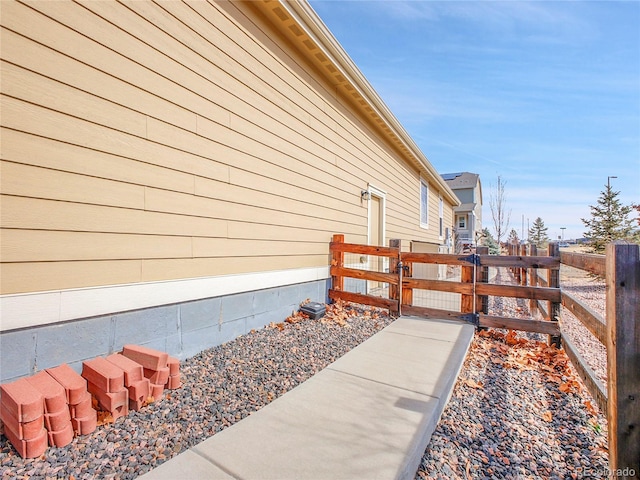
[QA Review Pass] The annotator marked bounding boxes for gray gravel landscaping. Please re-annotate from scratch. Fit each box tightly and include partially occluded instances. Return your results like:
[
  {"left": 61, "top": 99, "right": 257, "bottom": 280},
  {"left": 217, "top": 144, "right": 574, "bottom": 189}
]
[
  {"left": 416, "top": 267, "right": 609, "bottom": 479},
  {"left": 0, "top": 303, "right": 393, "bottom": 479},
  {"left": 558, "top": 264, "right": 607, "bottom": 387}
]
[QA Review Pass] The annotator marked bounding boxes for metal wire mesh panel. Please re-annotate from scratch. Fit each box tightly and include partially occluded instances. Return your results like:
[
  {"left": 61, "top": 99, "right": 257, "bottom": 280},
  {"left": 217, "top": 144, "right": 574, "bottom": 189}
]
[
  {"left": 342, "top": 252, "right": 390, "bottom": 299},
  {"left": 411, "top": 263, "right": 462, "bottom": 311}
]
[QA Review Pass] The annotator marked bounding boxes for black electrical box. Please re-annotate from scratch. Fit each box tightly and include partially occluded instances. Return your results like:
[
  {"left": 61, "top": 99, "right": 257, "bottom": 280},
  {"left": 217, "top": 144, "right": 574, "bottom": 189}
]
[{"left": 300, "top": 302, "right": 326, "bottom": 320}]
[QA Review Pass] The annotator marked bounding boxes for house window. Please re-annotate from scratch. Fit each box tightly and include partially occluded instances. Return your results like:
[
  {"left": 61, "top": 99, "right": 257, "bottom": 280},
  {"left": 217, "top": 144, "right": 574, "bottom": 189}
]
[
  {"left": 420, "top": 179, "right": 428, "bottom": 228},
  {"left": 439, "top": 196, "right": 444, "bottom": 238},
  {"left": 457, "top": 215, "right": 467, "bottom": 229}
]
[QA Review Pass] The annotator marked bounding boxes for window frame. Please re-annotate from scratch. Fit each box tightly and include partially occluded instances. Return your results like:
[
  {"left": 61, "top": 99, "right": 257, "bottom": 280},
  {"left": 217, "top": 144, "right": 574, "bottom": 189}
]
[
  {"left": 438, "top": 196, "right": 444, "bottom": 239},
  {"left": 420, "top": 178, "right": 429, "bottom": 229}
]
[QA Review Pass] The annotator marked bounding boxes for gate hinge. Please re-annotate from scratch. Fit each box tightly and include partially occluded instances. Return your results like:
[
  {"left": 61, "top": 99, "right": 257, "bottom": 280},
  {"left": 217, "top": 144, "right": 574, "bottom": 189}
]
[
  {"left": 461, "top": 313, "right": 479, "bottom": 327},
  {"left": 462, "top": 253, "right": 481, "bottom": 266}
]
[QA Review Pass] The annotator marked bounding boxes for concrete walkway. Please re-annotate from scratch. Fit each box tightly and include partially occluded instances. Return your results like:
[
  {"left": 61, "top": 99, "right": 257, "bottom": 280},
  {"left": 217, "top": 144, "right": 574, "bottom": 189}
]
[{"left": 139, "top": 316, "right": 475, "bottom": 480}]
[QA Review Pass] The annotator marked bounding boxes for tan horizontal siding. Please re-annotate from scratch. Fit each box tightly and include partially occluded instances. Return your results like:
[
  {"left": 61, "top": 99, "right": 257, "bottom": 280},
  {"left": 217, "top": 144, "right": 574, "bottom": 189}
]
[
  {"left": 1, "top": 61, "right": 147, "bottom": 138},
  {"left": 1, "top": 96, "right": 231, "bottom": 183},
  {"left": 0, "top": 27, "right": 198, "bottom": 133},
  {"left": 1, "top": 194, "right": 354, "bottom": 248},
  {"left": 0, "top": 196, "right": 228, "bottom": 238},
  {"left": 1, "top": 229, "right": 329, "bottom": 263},
  {"left": 143, "top": 188, "right": 365, "bottom": 233},
  {"left": 1, "top": 230, "right": 194, "bottom": 263},
  {"left": 0, "top": 254, "right": 329, "bottom": 293},
  {"left": 1, "top": 129, "right": 197, "bottom": 195},
  {"left": 139, "top": 255, "right": 329, "bottom": 284},
  {"left": 0, "top": 260, "right": 144, "bottom": 294},
  {"left": 1, "top": 162, "right": 146, "bottom": 210},
  {"left": 0, "top": 0, "right": 452, "bottom": 296}
]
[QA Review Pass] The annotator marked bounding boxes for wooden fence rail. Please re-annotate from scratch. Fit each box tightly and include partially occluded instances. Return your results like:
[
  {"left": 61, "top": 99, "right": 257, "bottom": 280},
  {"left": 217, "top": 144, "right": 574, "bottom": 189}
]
[{"left": 329, "top": 235, "right": 638, "bottom": 474}]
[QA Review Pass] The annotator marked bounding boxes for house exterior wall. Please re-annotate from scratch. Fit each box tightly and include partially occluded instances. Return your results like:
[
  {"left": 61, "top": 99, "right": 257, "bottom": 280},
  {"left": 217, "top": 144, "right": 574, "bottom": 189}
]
[
  {"left": 455, "top": 188, "right": 474, "bottom": 204},
  {"left": 0, "top": 0, "right": 456, "bottom": 380}
]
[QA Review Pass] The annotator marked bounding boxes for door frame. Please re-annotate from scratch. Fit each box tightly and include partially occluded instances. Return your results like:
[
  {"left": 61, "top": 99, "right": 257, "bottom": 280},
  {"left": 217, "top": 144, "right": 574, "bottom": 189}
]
[
  {"left": 366, "top": 185, "right": 387, "bottom": 293},
  {"left": 366, "top": 184, "right": 386, "bottom": 247}
]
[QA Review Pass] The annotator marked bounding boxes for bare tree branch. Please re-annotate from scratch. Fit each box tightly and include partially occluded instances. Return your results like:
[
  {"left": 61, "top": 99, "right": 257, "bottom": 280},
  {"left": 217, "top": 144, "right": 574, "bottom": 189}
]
[{"left": 489, "top": 175, "right": 511, "bottom": 250}]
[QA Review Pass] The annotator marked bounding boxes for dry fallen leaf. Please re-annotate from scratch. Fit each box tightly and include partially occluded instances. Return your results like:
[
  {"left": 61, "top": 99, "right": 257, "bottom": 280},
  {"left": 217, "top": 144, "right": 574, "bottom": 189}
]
[
  {"left": 464, "top": 379, "right": 484, "bottom": 389},
  {"left": 584, "top": 400, "right": 598, "bottom": 416},
  {"left": 96, "top": 410, "right": 114, "bottom": 426},
  {"left": 542, "top": 411, "right": 553, "bottom": 422},
  {"left": 559, "top": 382, "right": 572, "bottom": 393}
]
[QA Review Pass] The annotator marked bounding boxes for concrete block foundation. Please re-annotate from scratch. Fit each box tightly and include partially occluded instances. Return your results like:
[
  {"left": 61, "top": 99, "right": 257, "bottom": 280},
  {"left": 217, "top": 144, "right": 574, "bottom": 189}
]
[{"left": 0, "top": 279, "right": 329, "bottom": 384}]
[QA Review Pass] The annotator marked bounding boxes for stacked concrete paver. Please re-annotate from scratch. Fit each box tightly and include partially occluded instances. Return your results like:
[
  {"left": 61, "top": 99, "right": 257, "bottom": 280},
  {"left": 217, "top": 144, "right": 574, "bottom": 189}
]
[
  {"left": 46, "top": 363, "right": 97, "bottom": 436},
  {"left": 82, "top": 357, "right": 129, "bottom": 421},
  {"left": 106, "top": 353, "right": 150, "bottom": 412},
  {"left": 0, "top": 379, "right": 48, "bottom": 458},
  {"left": 166, "top": 356, "right": 181, "bottom": 390},
  {"left": 26, "top": 371, "right": 74, "bottom": 448},
  {"left": 122, "top": 345, "right": 169, "bottom": 401},
  {"left": 0, "top": 345, "right": 180, "bottom": 458}
]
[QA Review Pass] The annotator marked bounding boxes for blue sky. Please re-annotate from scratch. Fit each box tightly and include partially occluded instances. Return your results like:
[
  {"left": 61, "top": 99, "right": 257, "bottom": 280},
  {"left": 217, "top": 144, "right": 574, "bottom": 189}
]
[{"left": 308, "top": 0, "right": 640, "bottom": 241}]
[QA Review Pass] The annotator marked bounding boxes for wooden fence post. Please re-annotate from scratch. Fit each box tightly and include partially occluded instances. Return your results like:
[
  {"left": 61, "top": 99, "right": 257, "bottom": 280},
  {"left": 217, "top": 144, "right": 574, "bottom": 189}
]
[
  {"left": 461, "top": 261, "right": 474, "bottom": 315},
  {"left": 515, "top": 243, "right": 522, "bottom": 284},
  {"left": 529, "top": 244, "right": 538, "bottom": 315},
  {"left": 476, "top": 246, "right": 489, "bottom": 318},
  {"left": 402, "top": 256, "right": 413, "bottom": 313},
  {"left": 521, "top": 243, "right": 529, "bottom": 286},
  {"left": 548, "top": 242, "right": 561, "bottom": 347},
  {"left": 606, "top": 242, "right": 640, "bottom": 476},
  {"left": 331, "top": 234, "right": 344, "bottom": 296},
  {"left": 389, "top": 239, "right": 400, "bottom": 316}
]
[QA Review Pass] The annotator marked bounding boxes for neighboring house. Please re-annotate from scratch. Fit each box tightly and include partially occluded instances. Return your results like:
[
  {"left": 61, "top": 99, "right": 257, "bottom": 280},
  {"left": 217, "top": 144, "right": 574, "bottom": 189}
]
[
  {"left": 0, "top": 0, "right": 458, "bottom": 383},
  {"left": 441, "top": 172, "right": 483, "bottom": 250}
]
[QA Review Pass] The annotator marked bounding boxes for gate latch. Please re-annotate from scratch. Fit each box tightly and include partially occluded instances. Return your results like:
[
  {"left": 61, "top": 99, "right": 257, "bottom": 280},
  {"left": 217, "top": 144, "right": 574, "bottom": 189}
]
[{"left": 396, "top": 261, "right": 409, "bottom": 274}]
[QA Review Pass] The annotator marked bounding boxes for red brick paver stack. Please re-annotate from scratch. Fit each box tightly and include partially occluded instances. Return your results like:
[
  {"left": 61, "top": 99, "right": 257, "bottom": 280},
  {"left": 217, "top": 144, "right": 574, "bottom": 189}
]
[
  {"left": 26, "top": 371, "right": 73, "bottom": 448},
  {"left": 82, "top": 357, "right": 128, "bottom": 421},
  {"left": 166, "top": 356, "right": 181, "bottom": 390},
  {"left": 106, "top": 353, "right": 150, "bottom": 411},
  {"left": 1, "top": 345, "right": 180, "bottom": 458},
  {"left": 46, "top": 363, "right": 97, "bottom": 436},
  {"left": 121, "top": 345, "right": 169, "bottom": 401},
  {"left": 0, "top": 379, "right": 48, "bottom": 458}
]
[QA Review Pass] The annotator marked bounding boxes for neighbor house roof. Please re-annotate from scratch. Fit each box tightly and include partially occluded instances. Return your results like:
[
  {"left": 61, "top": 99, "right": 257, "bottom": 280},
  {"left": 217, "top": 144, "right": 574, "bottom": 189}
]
[
  {"left": 441, "top": 172, "right": 480, "bottom": 190},
  {"left": 251, "top": 0, "right": 459, "bottom": 207}
]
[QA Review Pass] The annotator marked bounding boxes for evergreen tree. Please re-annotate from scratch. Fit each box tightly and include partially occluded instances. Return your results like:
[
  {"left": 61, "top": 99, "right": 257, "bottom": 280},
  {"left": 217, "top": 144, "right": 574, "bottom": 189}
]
[
  {"left": 529, "top": 217, "right": 549, "bottom": 248},
  {"left": 481, "top": 227, "right": 500, "bottom": 255},
  {"left": 581, "top": 184, "right": 635, "bottom": 254},
  {"left": 507, "top": 228, "right": 519, "bottom": 245}
]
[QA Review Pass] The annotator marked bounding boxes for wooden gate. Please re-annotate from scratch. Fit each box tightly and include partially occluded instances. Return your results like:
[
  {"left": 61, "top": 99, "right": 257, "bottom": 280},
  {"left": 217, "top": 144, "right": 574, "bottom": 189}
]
[{"left": 329, "top": 234, "right": 561, "bottom": 337}]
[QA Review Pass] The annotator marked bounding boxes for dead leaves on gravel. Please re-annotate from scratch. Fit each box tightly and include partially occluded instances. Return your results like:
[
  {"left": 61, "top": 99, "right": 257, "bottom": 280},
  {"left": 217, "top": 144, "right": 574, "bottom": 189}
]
[
  {"left": 267, "top": 300, "right": 384, "bottom": 330},
  {"left": 473, "top": 328, "right": 598, "bottom": 415}
]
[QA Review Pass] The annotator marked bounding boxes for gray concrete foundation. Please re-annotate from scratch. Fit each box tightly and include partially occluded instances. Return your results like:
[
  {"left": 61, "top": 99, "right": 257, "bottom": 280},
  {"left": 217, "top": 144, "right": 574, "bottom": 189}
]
[{"left": 0, "top": 279, "right": 329, "bottom": 384}]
